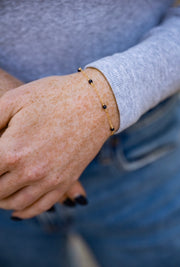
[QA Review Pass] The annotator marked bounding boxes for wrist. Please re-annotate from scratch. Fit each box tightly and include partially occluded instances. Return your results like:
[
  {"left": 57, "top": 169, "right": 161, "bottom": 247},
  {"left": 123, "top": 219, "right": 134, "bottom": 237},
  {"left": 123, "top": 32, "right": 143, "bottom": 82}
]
[{"left": 83, "top": 67, "right": 120, "bottom": 139}]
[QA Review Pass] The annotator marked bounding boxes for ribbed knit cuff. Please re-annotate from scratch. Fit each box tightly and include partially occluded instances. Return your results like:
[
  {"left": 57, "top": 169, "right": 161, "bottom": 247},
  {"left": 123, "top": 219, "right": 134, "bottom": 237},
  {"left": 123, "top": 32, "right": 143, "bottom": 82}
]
[{"left": 84, "top": 56, "right": 141, "bottom": 135}]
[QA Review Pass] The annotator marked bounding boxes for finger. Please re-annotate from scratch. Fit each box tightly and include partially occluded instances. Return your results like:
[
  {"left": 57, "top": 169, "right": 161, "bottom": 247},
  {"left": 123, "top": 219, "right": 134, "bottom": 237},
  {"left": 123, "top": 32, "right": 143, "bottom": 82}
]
[
  {"left": 59, "top": 181, "right": 88, "bottom": 206},
  {"left": 66, "top": 180, "right": 87, "bottom": 199},
  {"left": 12, "top": 188, "right": 65, "bottom": 219},
  {"left": 0, "top": 171, "right": 29, "bottom": 200},
  {"left": 0, "top": 174, "right": 61, "bottom": 210},
  {"left": 1, "top": 179, "right": 85, "bottom": 212}
]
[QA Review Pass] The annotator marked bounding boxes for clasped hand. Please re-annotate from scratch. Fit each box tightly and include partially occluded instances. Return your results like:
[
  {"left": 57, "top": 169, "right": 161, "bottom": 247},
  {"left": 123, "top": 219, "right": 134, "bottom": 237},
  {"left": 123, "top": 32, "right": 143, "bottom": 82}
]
[{"left": 0, "top": 69, "right": 111, "bottom": 219}]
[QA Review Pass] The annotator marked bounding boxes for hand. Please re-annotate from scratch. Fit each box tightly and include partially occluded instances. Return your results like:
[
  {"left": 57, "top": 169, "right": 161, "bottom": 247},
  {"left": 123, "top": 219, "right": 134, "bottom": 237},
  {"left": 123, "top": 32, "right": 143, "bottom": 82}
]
[
  {"left": 0, "top": 68, "right": 119, "bottom": 219},
  {"left": 0, "top": 69, "right": 88, "bottom": 210}
]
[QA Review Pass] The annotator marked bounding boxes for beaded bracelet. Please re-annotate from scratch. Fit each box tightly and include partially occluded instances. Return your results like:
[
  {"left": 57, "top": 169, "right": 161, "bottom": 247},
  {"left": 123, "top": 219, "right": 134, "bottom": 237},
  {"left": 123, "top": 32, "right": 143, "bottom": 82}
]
[{"left": 77, "top": 67, "right": 115, "bottom": 136}]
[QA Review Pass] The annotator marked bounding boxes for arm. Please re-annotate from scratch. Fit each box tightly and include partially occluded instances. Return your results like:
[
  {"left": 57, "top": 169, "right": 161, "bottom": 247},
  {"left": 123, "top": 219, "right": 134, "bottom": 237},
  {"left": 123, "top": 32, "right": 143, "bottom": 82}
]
[
  {"left": 1, "top": 6, "right": 179, "bottom": 219},
  {"left": 85, "top": 6, "right": 180, "bottom": 133},
  {"left": 0, "top": 66, "right": 117, "bottom": 219},
  {"left": 0, "top": 69, "right": 23, "bottom": 95}
]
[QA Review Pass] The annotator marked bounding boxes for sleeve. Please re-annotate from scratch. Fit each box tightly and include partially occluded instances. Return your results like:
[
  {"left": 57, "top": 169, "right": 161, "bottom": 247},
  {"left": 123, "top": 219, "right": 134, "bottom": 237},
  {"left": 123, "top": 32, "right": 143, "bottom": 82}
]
[{"left": 84, "top": 7, "right": 180, "bottom": 134}]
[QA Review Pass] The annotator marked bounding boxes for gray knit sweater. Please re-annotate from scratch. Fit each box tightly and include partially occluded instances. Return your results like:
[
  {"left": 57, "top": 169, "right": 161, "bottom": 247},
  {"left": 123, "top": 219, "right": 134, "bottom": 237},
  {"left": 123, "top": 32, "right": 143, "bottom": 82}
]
[{"left": 0, "top": 0, "right": 180, "bottom": 134}]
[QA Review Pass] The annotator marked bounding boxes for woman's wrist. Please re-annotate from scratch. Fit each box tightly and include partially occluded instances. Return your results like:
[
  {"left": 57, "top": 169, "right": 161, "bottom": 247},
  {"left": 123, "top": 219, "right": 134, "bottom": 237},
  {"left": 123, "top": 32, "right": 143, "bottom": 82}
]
[{"left": 83, "top": 67, "right": 120, "bottom": 138}]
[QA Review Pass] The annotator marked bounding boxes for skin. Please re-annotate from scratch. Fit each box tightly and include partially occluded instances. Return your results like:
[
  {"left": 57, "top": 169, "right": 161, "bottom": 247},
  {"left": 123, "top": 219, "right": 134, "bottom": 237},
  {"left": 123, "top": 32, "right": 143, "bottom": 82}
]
[
  {"left": 0, "top": 68, "right": 120, "bottom": 219},
  {"left": 0, "top": 69, "right": 86, "bottom": 205}
]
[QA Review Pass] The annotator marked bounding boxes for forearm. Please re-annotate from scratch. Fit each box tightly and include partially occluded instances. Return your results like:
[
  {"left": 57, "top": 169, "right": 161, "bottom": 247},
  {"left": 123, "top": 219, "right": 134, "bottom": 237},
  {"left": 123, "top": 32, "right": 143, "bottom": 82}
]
[{"left": 0, "top": 69, "right": 23, "bottom": 96}]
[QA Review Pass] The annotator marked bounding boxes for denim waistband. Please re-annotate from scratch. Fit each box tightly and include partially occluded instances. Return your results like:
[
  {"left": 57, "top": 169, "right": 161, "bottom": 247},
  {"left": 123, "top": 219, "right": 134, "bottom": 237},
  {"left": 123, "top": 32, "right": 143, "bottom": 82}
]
[{"left": 96, "top": 94, "right": 180, "bottom": 171}]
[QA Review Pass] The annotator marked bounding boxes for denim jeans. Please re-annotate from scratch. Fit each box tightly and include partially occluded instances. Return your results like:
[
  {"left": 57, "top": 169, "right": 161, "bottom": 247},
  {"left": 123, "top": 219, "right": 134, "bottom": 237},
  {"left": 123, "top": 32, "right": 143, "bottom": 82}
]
[{"left": 1, "top": 95, "right": 180, "bottom": 267}]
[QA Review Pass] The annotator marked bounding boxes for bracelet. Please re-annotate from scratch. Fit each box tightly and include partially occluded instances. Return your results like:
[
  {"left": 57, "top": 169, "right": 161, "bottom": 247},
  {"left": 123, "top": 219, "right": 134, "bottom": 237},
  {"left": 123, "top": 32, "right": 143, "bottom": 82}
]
[{"left": 77, "top": 67, "right": 115, "bottom": 136}]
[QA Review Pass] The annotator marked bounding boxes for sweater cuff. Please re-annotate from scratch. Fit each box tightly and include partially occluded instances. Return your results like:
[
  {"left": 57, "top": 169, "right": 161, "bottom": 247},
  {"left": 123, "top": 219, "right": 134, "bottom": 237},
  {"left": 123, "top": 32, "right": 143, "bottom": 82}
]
[
  {"left": 84, "top": 57, "right": 140, "bottom": 134},
  {"left": 84, "top": 8, "right": 180, "bottom": 135}
]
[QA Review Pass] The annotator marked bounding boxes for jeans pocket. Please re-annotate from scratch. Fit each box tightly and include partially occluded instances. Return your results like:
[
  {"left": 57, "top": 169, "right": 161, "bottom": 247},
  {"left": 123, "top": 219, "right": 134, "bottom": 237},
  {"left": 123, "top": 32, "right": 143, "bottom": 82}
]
[{"left": 113, "top": 95, "right": 180, "bottom": 171}]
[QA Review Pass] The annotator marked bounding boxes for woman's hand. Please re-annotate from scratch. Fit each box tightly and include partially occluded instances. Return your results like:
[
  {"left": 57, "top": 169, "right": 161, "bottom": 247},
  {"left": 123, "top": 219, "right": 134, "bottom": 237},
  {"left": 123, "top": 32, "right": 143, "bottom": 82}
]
[
  {"left": 0, "top": 68, "right": 88, "bottom": 211},
  {"left": 0, "top": 68, "right": 119, "bottom": 219}
]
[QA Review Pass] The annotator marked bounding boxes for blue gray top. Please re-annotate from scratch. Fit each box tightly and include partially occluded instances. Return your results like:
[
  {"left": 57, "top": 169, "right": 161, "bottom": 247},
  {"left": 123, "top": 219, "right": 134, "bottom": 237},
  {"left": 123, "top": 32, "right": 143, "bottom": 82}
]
[{"left": 0, "top": 0, "right": 180, "bottom": 134}]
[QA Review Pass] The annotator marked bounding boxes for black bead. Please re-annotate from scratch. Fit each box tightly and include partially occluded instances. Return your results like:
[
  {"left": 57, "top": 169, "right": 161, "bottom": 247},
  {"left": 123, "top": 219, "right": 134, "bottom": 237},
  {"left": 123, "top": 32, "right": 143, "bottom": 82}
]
[
  {"left": 110, "top": 127, "right": 115, "bottom": 131},
  {"left": 77, "top": 68, "right": 82, "bottom": 72},
  {"left": 102, "top": 104, "right": 107, "bottom": 109},
  {"left": 88, "top": 79, "right": 93, "bottom": 84}
]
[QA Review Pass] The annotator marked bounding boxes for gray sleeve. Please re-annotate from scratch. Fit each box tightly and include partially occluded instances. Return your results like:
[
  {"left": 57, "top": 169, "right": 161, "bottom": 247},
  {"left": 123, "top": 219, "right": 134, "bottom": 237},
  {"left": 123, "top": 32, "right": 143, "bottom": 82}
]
[{"left": 84, "top": 7, "right": 180, "bottom": 134}]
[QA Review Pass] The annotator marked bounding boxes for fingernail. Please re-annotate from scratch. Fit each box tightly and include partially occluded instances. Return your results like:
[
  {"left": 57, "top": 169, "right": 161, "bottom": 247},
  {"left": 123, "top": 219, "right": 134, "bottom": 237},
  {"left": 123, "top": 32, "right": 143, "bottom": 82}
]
[
  {"left": 75, "top": 195, "right": 88, "bottom": 206},
  {"left": 63, "top": 198, "right": 76, "bottom": 207},
  {"left": 11, "top": 216, "right": 22, "bottom": 221},
  {"left": 47, "top": 206, "right": 55, "bottom": 212}
]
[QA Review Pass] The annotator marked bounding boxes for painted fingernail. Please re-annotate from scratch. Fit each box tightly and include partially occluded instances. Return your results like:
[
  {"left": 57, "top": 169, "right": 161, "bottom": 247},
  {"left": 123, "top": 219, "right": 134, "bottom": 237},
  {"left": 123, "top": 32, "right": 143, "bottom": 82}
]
[
  {"left": 47, "top": 206, "right": 55, "bottom": 212},
  {"left": 63, "top": 198, "right": 76, "bottom": 207},
  {"left": 75, "top": 195, "right": 88, "bottom": 206},
  {"left": 11, "top": 216, "right": 22, "bottom": 221}
]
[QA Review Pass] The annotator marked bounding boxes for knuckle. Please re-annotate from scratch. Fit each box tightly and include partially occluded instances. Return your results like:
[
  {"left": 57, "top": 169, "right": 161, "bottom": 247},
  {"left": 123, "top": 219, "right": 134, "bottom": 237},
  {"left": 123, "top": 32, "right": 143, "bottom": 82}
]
[
  {"left": 5, "top": 151, "right": 21, "bottom": 165},
  {"left": 25, "top": 167, "right": 45, "bottom": 182},
  {"left": 21, "top": 190, "right": 36, "bottom": 208},
  {"left": 13, "top": 203, "right": 23, "bottom": 211},
  {"left": 10, "top": 198, "right": 24, "bottom": 211},
  {"left": 15, "top": 196, "right": 30, "bottom": 211},
  {"left": 50, "top": 176, "right": 61, "bottom": 187}
]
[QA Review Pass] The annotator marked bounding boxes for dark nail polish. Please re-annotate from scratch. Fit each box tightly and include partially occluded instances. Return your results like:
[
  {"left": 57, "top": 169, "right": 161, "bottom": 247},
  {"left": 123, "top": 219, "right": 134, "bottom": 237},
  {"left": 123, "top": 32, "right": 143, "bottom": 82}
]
[
  {"left": 11, "top": 216, "right": 22, "bottom": 221},
  {"left": 47, "top": 206, "right": 55, "bottom": 212},
  {"left": 63, "top": 198, "right": 76, "bottom": 207},
  {"left": 75, "top": 195, "right": 88, "bottom": 206}
]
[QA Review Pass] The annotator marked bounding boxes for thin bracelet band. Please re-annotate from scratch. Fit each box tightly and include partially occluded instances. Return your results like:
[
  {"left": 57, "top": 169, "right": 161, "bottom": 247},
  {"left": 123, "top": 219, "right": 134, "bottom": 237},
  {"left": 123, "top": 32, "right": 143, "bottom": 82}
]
[{"left": 77, "top": 67, "right": 115, "bottom": 136}]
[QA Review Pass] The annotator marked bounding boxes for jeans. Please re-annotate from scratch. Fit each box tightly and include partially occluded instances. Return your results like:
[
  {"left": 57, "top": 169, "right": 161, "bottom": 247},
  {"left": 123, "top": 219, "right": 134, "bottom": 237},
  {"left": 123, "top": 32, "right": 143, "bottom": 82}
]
[{"left": 1, "top": 95, "right": 180, "bottom": 267}]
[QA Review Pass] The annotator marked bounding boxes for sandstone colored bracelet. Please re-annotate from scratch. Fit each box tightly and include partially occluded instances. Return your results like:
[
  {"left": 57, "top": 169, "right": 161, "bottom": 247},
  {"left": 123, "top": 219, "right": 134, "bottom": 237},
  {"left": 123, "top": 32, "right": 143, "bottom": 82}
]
[{"left": 77, "top": 67, "right": 115, "bottom": 136}]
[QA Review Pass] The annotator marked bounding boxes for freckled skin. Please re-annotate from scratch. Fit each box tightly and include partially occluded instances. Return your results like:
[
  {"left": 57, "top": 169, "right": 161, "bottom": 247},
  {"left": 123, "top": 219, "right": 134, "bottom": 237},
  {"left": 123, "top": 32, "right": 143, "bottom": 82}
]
[
  {"left": 0, "top": 69, "right": 87, "bottom": 207},
  {"left": 0, "top": 68, "right": 120, "bottom": 219}
]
